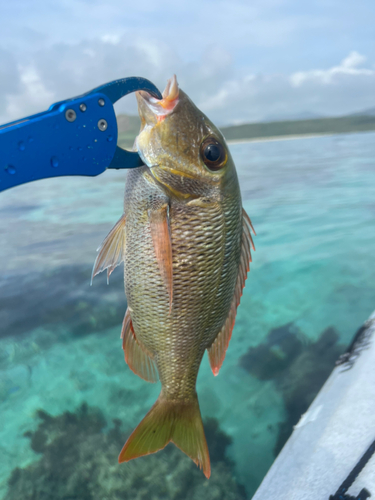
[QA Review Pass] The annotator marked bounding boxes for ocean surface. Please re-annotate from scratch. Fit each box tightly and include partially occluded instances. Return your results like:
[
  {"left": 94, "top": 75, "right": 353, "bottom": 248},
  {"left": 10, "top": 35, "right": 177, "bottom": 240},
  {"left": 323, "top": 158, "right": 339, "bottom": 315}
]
[{"left": 0, "top": 131, "right": 374, "bottom": 499}]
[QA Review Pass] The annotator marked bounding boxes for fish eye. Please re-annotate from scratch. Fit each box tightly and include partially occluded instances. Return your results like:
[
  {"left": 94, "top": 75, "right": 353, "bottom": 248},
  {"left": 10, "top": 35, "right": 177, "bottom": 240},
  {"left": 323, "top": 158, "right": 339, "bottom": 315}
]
[{"left": 200, "top": 137, "right": 227, "bottom": 171}]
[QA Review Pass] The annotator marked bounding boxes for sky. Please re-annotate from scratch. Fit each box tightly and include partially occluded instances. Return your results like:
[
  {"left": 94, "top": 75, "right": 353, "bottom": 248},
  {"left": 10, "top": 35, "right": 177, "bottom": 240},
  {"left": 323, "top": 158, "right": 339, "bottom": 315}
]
[{"left": 0, "top": 0, "right": 374, "bottom": 125}]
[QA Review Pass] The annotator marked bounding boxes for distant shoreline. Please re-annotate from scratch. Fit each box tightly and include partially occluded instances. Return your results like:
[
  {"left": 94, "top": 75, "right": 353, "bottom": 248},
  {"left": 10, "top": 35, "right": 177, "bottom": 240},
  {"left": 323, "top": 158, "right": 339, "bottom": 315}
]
[
  {"left": 117, "top": 112, "right": 375, "bottom": 149},
  {"left": 221, "top": 114, "right": 375, "bottom": 145},
  {"left": 226, "top": 133, "right": 328, "bottom": 145},
  {"left": 226, "top": 129, "right": 375, "bottom": 145},
  {"left": 119, "top": 130, "right": 373, "bottom": 151}
]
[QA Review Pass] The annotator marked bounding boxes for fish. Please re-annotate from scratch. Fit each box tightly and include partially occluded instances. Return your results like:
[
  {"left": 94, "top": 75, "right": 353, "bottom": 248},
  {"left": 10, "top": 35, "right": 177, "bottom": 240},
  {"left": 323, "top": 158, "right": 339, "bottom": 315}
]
[{"left": 92, "top": 75, "right": 255, "bottom": 478}]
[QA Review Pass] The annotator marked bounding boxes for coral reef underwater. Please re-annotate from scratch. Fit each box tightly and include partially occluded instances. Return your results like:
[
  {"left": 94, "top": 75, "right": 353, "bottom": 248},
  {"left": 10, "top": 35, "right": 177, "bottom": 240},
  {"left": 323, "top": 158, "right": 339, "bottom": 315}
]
[
  {"left": 240, "top": 322, "right": 345, "bottom": 455},
  {"left": 5, "top": 404, "right": 246, "bottom": 500},
  {"left": 0, "top": 264, "right": 125, "bottom": 340}
]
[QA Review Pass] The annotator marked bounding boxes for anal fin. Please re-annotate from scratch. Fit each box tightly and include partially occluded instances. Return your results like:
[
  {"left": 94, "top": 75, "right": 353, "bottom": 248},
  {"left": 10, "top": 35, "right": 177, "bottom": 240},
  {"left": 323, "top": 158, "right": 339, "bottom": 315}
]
[
  {"left": 121, "top": 309, "right": 158, "bottom": 383},
  {"left": 91, "top": 213, "right": 126, "bottom": 284},
  {"left": 207, "top": 208, "right": 255, "bottom": 376}
]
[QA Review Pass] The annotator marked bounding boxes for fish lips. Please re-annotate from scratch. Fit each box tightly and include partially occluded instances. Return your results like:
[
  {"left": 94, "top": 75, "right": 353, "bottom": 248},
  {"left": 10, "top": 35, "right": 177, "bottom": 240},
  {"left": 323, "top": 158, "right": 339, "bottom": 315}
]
[
  {"left": 136, "top": 74, "right": 180, "bottom": 127},
  {"left": 136, "top": 92, "right": 179, "bottom": 123}
]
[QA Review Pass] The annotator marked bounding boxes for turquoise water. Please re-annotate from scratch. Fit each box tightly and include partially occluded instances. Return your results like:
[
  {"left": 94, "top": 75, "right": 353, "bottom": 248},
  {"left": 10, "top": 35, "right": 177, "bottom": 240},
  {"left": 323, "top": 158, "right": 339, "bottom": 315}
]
[{"left": 0, "top": 132, "right": 374, "bottom": 498}]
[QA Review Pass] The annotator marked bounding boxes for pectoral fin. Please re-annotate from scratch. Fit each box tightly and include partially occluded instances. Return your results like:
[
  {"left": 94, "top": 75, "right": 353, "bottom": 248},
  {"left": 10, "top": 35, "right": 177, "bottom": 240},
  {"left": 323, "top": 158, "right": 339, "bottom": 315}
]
[
  {"left": 91, "top": 214, "right": 126, "bottom": 284},
  {"left": 149, "top": 204, "right": 173, "bottom": 313},
  {"left": 121, "top": 308, "right": 158, "bottom": 383},
  {"left": 207, "top": 209, "right": 255, "bottom": 376}
]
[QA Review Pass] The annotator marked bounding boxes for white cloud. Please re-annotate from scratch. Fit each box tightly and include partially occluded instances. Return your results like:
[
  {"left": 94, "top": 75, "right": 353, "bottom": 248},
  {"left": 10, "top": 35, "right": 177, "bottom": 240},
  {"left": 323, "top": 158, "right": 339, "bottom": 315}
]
[
  {"left": 100, "top": 34, "right": 121, "bottom": 45},
  {"left": 0, "top": 48, "right": 21, "bottom": 120},
  {"left": 290, "top": 51, "right": 374, "bottom": 87},
  {"left": 0, "top": 37, "right": 224, "bottom": 122},
  {"left": 197, "top": 51, "right": 375, "bottom": 124},
  {"left": 341, "top": 51, "right": 366, "bottom": 68},
  {"left": 4, "top": 65, "right": 55, "bottom": 123},
  {"left": 0, "top": 43, "right": 374, "bottom": 127}
]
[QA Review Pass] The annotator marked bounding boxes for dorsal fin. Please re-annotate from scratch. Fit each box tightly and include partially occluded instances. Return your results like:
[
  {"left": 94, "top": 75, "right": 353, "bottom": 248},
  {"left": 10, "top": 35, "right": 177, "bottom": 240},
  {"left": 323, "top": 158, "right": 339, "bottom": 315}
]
[
  {"left": 91, "top": 213, "right": 126, "bottom": 284},
  {"left": 207, "top": 209, "right": 255, "bottom": 376},
  {"left": 121, "top": 309, "right": 158, "bottom": 383},
  {"left": 148, "top": 204, "right": 173, "bottom": 313}
]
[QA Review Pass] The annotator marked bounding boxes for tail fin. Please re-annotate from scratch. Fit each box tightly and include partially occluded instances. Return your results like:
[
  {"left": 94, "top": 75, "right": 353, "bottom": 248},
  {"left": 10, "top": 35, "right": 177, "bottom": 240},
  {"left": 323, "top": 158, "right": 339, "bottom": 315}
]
[{"left": 118, "top": 392, "right": 211, "bottom": 478}]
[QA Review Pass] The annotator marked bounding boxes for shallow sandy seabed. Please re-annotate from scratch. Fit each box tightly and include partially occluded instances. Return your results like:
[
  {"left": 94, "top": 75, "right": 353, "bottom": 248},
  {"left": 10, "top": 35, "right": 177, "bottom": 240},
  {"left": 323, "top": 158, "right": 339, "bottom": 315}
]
[{"left": 1, "top": 132, "right": 375, "bottom": 498}]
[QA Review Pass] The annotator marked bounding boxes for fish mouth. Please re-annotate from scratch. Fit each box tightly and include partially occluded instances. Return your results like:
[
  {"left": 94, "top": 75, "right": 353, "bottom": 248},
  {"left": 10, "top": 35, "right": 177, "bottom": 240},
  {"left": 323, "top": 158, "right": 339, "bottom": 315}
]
[
  {"left": 136, "top": 74, "right": 180, "bottom": 121},
  {"left": 136, "top": 74, "right": 196, "bottom": 199}
]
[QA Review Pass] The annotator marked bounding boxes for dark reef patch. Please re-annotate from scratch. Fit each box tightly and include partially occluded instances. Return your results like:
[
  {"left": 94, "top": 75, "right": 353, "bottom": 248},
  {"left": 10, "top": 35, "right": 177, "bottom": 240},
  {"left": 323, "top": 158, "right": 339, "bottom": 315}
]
[
  {"left": 0, "top": 264, "right": 125, "bottom": 339},
  {"left": 5, "top": 404, "right": 246, "bottom": 500},
  {"left": 240, "top": 323, "right": 345, "bottom": 456},
  {"left": 239, "top": 322, "right": 304, "bottom": 380}
]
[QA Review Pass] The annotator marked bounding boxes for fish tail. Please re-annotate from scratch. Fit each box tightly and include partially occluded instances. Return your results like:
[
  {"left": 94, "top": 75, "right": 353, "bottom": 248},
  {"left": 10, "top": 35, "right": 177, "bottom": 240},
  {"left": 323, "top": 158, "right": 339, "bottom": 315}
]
[{"left": 118, "top": 392, "right": 211, "bottom": 478}]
